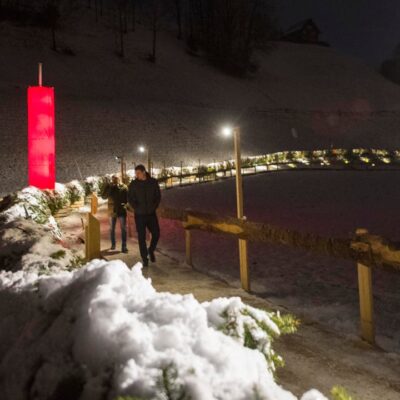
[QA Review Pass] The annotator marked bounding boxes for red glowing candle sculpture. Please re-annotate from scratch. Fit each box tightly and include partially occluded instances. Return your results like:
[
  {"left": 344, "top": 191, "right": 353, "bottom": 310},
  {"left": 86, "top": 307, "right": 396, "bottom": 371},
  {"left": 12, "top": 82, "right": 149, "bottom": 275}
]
[{"left": 28, "top": 63, "right": 55, "bottom": 190}]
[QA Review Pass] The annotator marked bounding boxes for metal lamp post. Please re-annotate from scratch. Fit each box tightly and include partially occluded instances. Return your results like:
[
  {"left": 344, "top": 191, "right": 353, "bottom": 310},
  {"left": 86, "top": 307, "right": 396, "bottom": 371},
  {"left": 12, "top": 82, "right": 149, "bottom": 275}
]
[
  {"left": 222, "top": 126, "right": 250, "bottom": 291},
  {"left": 115, "top": 156, "right": 125, "bottom": 181},
  {"left": 139, "top": 146, "right": 151, "bottom": 176}
]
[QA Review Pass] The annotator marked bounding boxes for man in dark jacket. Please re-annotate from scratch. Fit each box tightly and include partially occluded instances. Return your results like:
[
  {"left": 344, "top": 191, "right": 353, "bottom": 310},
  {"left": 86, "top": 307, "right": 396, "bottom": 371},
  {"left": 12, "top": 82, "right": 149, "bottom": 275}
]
[
  {"left": 104, "top": 175, "right": 128, "bottom": 253},
  {"left": 128, "top": 164, "right": 161, "bottom": 267}
]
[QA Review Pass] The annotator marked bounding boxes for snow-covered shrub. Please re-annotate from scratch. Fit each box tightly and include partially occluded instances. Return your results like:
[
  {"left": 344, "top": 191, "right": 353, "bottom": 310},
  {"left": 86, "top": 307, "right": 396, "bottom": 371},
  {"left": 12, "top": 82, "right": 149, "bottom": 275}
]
[
  {"left": 331, "top": 386, "right": 354, "bottom": 400},
  {"left": 203, "top": 297, "right": 299, "bottom": 375},
  {"left": 0, "top": 184, "right": 85, "bottom": 274},
  {"left": 0, "top": 260, "right": 327, "bottom": 400},
  {"left": 44, "top": 183, "right": 70, "bottom": 215},
  {"left": 65, "top": 179, "right": 85, "bottom": 204},
  {"left": 0, "top": 218, "right": 82, "bottom": 274},
  {"left": 84, "top": 175, "right": 112, "bottom": 197},
  {"left": 98, "top": 174, "right": 113, "bottom": 196},
  {"left": 84, "top": 176, "right": 101, "bottom": 196},
  {"left": 0, "top": 186, "right": 52, "bottom": 225}
]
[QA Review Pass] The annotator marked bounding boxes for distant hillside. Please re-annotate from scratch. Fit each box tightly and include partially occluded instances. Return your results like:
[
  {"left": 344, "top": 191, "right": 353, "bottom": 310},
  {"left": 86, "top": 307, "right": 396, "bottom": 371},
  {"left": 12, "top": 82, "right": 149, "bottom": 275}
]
[{"left": 1, "top": 8, "right": 400, "bottom": 194}]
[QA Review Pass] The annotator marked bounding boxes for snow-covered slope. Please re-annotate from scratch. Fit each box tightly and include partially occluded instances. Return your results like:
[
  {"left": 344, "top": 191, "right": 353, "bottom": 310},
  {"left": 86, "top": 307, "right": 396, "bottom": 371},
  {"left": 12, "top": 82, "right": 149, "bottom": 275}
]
[{"left": 1, "top": 7, "right": 400, "bottom": 194}]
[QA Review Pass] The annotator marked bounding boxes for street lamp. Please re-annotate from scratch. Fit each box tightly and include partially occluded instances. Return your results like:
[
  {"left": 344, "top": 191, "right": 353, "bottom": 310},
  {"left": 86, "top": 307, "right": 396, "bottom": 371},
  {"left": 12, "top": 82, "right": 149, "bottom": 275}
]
[
  {"left": 115, "top": 155, "right": 126, "bottom": 181},
  {"left": 138, "top": 145, "right": 151, "bottom": 176},
  {"left": 221, "top": 125, "right": 250, "bottom": 291}
]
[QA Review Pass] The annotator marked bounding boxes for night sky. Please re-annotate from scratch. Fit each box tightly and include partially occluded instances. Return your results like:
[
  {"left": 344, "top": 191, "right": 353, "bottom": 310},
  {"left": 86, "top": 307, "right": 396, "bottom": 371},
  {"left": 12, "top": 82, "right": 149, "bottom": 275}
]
[{"left": 277, "top": 0, "right": 400, "bottom": 66}]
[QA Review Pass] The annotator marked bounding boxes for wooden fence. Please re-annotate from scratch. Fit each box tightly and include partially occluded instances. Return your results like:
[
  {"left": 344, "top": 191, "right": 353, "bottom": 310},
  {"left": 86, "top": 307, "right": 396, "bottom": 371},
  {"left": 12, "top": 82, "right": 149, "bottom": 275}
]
[
  {"left": 157, "top": 206, "right": 400, "bottom": 345},
  {"left": 84, "top": 190, "right": 400, "bottom": 345}
]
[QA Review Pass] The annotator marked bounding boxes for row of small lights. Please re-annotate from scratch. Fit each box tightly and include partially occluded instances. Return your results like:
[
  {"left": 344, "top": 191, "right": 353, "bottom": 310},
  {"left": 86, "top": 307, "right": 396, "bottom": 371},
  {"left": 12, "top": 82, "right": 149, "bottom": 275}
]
[{"left": 116, "top": 126, "right": 397, "bottom": 173}]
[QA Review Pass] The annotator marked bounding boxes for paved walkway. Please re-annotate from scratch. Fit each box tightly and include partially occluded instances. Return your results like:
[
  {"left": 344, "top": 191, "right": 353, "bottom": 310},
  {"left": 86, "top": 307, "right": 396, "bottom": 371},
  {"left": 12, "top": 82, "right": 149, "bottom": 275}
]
[{"left": 93, "top": 205, "right": 400, "bottom": 399}]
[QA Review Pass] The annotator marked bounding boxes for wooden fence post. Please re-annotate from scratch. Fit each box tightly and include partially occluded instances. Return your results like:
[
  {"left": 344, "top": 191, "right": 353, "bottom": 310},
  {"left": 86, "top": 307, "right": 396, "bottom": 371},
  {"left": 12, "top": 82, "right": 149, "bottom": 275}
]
[
  {"left": 185, "top": 228, "right": 192, "bottom": 266},
  {"left": 239, "top": 238, "right": 250, "bottom": 291},
  {"left": 91, "top": 192, "right": 98, "bottom": 215},
  {"left": 85, "top": 213, "right": 101, "bottom": 261},
  {"left": 357, "top": 261, "right": 375, "bottom": 344}
]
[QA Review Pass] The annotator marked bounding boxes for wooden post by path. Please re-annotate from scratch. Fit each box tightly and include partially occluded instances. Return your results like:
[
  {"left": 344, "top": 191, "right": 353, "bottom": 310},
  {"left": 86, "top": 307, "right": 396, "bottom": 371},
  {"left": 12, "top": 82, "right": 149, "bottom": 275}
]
[
  {"left": 358, "top": 261, "right": 375, "bottom": 344},
  {"left": 85, "top": 213, "right": 101, "bottom": 261},
  {"left": 353, "top": 228, "right": 375, "bottom": 344},
  {"left": 91, "top": 192, "right": 98, "bottom": 215},
  {"left": 233, "top": 127, "right": 250, "bottom": 292},
  {"left": 185, "top": 228, "right": 192, "bottom": 266}
]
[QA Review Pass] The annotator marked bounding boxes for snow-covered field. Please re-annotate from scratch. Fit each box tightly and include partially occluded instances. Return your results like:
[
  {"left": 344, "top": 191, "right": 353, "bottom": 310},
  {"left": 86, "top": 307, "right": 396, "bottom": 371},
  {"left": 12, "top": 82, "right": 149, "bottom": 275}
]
[
  {"left": 159, "top": 170, "right": 400, "bottom": 352},
  {"left": 2, "top": 6, "right": 400, "bottom": 194}
]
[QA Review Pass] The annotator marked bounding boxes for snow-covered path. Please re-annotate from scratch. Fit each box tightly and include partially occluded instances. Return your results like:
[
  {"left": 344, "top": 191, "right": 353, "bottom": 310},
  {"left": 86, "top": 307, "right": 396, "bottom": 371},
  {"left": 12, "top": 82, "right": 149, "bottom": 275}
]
[{"left": 85, "top": 203, "right": 400, "bottom": 399}]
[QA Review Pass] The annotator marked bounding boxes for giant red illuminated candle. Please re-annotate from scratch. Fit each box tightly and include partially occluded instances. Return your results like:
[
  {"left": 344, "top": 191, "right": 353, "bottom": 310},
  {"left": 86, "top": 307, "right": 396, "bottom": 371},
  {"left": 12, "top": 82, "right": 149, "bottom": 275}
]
[{"left": 27, "top": 79, "right": 55, "bottom": 190}]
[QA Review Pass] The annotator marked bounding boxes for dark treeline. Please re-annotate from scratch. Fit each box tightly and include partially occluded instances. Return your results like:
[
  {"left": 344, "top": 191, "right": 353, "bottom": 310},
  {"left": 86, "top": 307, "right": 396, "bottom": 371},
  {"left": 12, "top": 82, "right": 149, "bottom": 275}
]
[
  {"left": 135, "top": 0, "right": 277, "bottom": 74},
  {"left": 182, "top": 0, "right": 276, "bottom": 75},
  {"left": 1, "top": 0, "right": 277, "bottom": 76},
  {"left": 0, "top": 0, "right": 80, "bottom": 51}
]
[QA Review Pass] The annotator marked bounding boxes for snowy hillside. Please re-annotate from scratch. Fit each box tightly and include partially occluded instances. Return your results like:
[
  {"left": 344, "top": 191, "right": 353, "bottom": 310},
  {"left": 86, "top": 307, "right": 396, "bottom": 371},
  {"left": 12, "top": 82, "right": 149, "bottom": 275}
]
[{"left": 1, "top": 7, "right": 400, "bottom": 194}]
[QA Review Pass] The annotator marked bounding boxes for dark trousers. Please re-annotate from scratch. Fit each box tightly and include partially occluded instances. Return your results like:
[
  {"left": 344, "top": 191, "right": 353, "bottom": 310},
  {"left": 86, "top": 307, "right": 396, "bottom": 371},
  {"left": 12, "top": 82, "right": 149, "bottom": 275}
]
[
  {"left": 134, "top": 214, "right": 160, "bottom": 261},
  {"left": 110, "top": 215, "right": 127, "bottom": 250}
]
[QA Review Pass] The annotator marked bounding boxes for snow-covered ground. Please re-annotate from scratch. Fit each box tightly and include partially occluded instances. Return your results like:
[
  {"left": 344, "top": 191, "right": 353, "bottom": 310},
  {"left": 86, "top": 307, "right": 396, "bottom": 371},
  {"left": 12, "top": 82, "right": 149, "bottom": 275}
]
[
  {"left": 0, "top": 257, "right": 329, "bottom": 400},
  {"left": 2, "top": 5, "right": 400, "bottom": 194},
  {"left": 159, "top": 170, "right": 400, "bottom": 352}
]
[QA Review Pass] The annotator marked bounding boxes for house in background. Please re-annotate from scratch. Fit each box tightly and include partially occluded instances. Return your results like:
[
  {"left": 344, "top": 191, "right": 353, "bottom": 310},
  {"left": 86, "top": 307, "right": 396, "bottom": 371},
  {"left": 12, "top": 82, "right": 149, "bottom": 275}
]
[{"left": 282, "top": 19, "right": 328, "bottom": 46}]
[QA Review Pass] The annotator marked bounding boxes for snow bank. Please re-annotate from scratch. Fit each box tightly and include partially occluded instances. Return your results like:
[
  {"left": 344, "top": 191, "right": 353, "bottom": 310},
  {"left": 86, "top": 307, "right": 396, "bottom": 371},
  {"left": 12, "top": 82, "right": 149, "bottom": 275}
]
[{"left": 0, "top": 260, "right": 326, "bottom": 400}]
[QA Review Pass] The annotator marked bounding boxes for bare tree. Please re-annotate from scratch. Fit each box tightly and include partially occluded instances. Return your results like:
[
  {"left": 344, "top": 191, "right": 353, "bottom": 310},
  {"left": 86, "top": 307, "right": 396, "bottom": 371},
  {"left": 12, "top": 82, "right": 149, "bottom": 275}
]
[
  {"left": 175, "top": 0, "right": 182, "bottom": 39},
  {"left": 131, "top": 0, "right": 136, "bottom": 31},
  {"left": 142, "top": 0, "right": 169, "bottom": 63},
  {"left": 185, "top": 0, "right": 275, "bottom": 75},
  {"left": 43, "top": 1, "right": 61, "bottom": 51},
  {"left": 118, "top": 1, "right": 126, "bottom": 57}
]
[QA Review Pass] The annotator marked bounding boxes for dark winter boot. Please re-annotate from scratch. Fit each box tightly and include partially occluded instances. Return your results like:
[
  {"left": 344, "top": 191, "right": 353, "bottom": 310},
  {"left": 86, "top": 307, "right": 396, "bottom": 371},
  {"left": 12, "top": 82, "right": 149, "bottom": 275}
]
[{"left": 149, "top": 249, "right": 156, "bottom": 263}]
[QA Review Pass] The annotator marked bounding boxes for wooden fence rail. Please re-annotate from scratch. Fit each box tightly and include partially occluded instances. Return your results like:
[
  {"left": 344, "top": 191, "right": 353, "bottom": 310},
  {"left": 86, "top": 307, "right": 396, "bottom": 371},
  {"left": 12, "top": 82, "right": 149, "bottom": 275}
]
[
  {"left": 158, "top": 205, "right": 400, "bottom": 344},
  {"left": 158, "top": 207, "right": 400, "bottom": 272}
]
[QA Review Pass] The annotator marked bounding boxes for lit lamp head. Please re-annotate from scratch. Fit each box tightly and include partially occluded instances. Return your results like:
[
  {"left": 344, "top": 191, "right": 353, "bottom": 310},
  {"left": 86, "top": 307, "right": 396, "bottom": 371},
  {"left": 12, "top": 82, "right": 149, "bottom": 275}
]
[
  {"left": 222, "top": 126, "right": 233, "bottom": 137},
  {"left": 115, "top": 156, "right": 121, "bottom": 162},
  {"left": 138, "top": 146, "right": 146, "bottom": 153}
]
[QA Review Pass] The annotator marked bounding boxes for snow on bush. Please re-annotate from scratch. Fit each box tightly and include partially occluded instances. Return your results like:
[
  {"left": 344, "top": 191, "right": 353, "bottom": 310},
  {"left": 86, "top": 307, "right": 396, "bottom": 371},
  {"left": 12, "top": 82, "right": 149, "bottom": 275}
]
[
  {"left": 0, "top": 218, "right": 83, "bottom": 275},
  {"left": 204, "top": 298, "right": 299, "bottom": 375},
  {"left": 0, "top": 184, "right": 86, "bottom": 274},
  {"left": 0, "top": 186, "right": 61, "bottom": 237},
  {"left": 65, "top": 179, "right": 85, "bottom": 204},
  {"left": 84, "top": 175, "right": 112, "bottom": 197},
  {"left": 44, "top": 183, "right": 70, "bottom": 216},
  {"left": 0, "top": 260, "right": 327, "bottom": 400}
]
